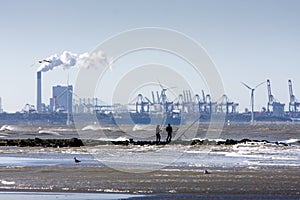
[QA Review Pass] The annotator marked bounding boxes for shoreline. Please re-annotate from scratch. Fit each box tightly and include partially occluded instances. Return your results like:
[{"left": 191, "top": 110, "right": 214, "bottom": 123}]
[
  {"left": 0, "top": 123, "right": 299, "bottom": 199},
  {"left": 0, "top": 165, "right": 299, "bottom": 196},
  {"left": 0, "top": 191, "right": 144, "bottom": 200},
  {"left": 0, "top": 191, "right": 299, "bottom": 200}
]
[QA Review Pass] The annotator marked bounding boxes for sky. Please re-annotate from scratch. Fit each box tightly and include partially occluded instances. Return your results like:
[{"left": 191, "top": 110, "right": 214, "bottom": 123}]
[{"left": 0, "top": 0, "right": 300, "bottom": 113}]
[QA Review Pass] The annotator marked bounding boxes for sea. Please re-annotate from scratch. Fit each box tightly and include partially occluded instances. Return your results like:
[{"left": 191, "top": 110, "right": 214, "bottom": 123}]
[{"left": 0, "top": 122, "right": 299, "bottom": 199}]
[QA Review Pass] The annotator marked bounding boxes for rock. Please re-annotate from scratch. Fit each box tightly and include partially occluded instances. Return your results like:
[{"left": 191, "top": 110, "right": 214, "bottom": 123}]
[
  {"left": 67, "top": 138, "right": 84, "bottom": 147},
  {"left": 191, "top": 139, "right": 203, "bottom": 145},
  {"left": 225, "top": 139, "right": 238, "bottom": 145}
]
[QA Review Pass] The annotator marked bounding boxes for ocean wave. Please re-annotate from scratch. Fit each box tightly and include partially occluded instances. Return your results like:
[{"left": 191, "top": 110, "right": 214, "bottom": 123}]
[
  {"left": 0, "top": 125, "right": 37, "bottom": 133},
  {"left": 38, "top": 130, "right": 61, "bottom": 136},
  {"left": 82, "top": 124, "right": 112, "bottom": 131},
  {"left": 0, "top": 125, "right": 17, "bottom": 132},
  {"left": 234, "top": 141, "right": 277, "bottom": 148},
  {"left": 132, "top": 124, "right": 153, "bottom": 131},
  {"left": 278, "top": 138, "right": 300, "bottom": 144},
  {"left": 97, "top": 136, "right": 129, "bottom": 142}
]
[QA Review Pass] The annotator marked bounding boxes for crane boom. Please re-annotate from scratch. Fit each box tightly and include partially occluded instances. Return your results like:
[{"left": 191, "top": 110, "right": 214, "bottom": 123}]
[
  {"left": 267, "top": 79, "right": 273, "bottom": 103},
  {"left": 288, "top": 80, "right": 295, "bottom": 103},
  {"left": 201, "top": 90, "right": 206, "bottom": 103}
]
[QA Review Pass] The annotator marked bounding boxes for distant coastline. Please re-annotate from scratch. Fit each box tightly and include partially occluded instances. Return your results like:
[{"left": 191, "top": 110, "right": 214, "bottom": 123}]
[{"left": 0, "top": 112, "right": 297, "bottom": 126}]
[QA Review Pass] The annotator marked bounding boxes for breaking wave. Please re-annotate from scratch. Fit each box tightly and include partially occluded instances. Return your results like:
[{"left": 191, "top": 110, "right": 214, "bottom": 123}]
[
  {"left": 132, "top": 125, "right": 153, "bottom": 131},
  {"left": 38, "top": 130, "right": 61, "bottom": 136},
  {"left": 81, "top": 125, "right": 112, "bottom": 131}
]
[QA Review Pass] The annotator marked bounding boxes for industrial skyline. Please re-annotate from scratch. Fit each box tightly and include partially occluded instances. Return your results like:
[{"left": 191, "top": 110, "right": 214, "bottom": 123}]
[
  {"left": 30, "top": 69, "right": 298, "bottom": 118},
  {"left": 0, "top": 1, "right": 300, "bottom": 112}
]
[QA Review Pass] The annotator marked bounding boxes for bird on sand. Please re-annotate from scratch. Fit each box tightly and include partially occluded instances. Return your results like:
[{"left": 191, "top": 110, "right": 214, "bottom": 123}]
[{"left": 74, "top": 157, "right": 81, "bottom": 164}]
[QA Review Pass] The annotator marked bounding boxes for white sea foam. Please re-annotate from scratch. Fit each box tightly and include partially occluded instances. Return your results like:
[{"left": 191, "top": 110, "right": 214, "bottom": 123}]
[
  {"left": 191, "top": 138, "right": 226, "bottom": 142},
  {"left": 234, "top": 141, "right": 275, "bottom": 148},
  {"left": 38, "top": 130, "right": 61, "bottom": 136},
  {"left": 278, "top": 138, "right": 300, "bottom": 144},
  {"left": 97, "top": 136, "right": 128, "bottom": 142},
  {"left": 82, "top": 124, "right": 112, "bottom": 131},
  {"left": 224, "top": 144, "right": 300, "bottom": 167},
  {"left": 103, "top": 189, "right": 131, "bottom": 193},
  {"left": 0, "top": 180, "right": 15, "bottom": 185},
  {"left": 132, "top": 124, "right": 152, "bottom": 131},
  {"left": 0, "top": 125, "right": 16, "bottom": 132},
  {"left": 0, "top": 125, "right": 37, "bottom": 133}
]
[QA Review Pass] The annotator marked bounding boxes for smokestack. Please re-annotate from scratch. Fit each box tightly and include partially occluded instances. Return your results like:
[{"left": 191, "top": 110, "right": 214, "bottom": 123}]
[
  {"left": 37, "top": 71, "right": 42, "bottom": 112},
  {"left": 37, "top": 51, "right": 111, "bottom": 73}
]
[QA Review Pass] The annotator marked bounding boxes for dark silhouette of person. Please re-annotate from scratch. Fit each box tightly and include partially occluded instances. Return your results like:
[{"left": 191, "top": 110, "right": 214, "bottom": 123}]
[
  {"left": 166, "top": 123, "right": 173, "bottom": 143},
  {"left": 156, "top": 125, "right": 161, "bottom": 143}
]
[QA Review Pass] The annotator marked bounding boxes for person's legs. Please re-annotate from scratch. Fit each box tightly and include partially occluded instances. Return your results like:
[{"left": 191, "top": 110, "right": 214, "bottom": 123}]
[{"left": 166, "top": 133, "right": 171, "bottom": 142}]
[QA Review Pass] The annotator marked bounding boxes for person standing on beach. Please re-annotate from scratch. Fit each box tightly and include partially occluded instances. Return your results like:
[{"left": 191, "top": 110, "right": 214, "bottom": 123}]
[
  {"left": 166, "top": 123, "right": 173, "bottom": 143},
  {"left": 156, "top": 125, "right": 161, "bottom": 143}
]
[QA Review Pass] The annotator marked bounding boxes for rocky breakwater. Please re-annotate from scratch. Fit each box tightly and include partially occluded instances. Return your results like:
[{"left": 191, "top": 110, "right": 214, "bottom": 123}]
[
  {"left": 0, "top": 137, "right": 84, "bottom": 147},
  {"left": 191, "top": 138, "right": 292, "bottom": 146}
]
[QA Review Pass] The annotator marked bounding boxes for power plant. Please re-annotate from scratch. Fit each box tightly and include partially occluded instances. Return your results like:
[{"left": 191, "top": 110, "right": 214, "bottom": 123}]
[
  {"left": 50, "top": 85, "right": 73, "bottom": 113},
  {"left": 36, "top": 71, "right": 42, "bottom": 113}
]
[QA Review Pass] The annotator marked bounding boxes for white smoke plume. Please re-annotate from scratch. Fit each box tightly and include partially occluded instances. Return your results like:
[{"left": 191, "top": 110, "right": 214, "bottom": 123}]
[{"left": 37, "top": 51, "right": 112, "bottom": 72}]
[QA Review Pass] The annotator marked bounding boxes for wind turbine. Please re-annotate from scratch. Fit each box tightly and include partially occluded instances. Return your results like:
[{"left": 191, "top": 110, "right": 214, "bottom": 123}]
[
  {"left": 241, "top": 81, "right": 265, "bottom": 124},
  {"left": 157, "top": 81, "right": 176, "bottom": 105}
]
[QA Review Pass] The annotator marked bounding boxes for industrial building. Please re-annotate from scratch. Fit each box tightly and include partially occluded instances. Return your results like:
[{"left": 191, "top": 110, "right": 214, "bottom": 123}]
[{"left": 49, "top": 85, "right": 73, "bottom": 113}]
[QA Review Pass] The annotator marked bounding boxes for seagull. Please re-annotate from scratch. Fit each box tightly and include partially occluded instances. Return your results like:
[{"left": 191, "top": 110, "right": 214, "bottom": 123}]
[
  {"left": 38, "top": 59, "right": 51, "bottom": 63},
  {"left": 74, "top": 157, "right": 81, "bottom": 164},
  {"left": 204, "top": 169, "right": 210, "bottom": 174}
]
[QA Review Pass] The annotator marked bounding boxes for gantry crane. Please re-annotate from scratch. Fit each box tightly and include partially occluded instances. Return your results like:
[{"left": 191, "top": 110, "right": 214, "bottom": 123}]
[
  {"left": 267, "top": 79, "right": 274, "bottom": 112},
  {"left": 266, "top": 79, "right": 285, "bottom": 116},
  {"left": 288, "top": 79, "right": 300, "bottom": 112}
]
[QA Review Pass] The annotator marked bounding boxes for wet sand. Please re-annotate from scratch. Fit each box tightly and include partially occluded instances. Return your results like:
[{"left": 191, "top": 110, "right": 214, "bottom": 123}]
[
  {"left": 0, "top": 192, "right": 141, "bottom": 200},
  {"left": 0, "top": 165, "right": 299, "bottom": 198}
]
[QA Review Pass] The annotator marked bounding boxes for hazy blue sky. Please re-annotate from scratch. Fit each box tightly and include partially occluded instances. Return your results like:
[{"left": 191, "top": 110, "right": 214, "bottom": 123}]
[{"left": 0, "top": 0, "right": 300, "bottom": 112}]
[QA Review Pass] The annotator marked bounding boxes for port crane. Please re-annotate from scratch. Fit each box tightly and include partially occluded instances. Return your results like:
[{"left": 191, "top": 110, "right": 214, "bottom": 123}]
[
  {"left": 266, "top": 79, "right": 285, "bottom": 116},
  {"left": 267, "top": 79, "right": 274, "bottom": 112},
  {"left": 217, "top": 94, "right": 239, "bottom": 114},
  {"left": 288, "top": 79, "right": 300, "bottom": 112},
  {"left": 129, "top": 94, "right": 150, "bottom": 113}
]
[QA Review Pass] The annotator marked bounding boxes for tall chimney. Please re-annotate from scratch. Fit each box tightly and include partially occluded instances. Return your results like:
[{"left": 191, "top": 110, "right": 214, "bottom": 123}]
[{"left": 37, "top": 71, "right": 42, "bottom": 112}]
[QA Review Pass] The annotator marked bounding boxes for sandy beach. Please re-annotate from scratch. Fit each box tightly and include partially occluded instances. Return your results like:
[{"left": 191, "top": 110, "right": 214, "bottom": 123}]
[
  {"left": 0, "top": 164, "right": 299, "bottom": 199},
  {"left": 0, "top": 123, "right": 299, "bottom": 199}
]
